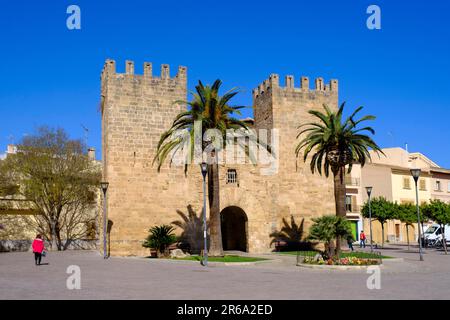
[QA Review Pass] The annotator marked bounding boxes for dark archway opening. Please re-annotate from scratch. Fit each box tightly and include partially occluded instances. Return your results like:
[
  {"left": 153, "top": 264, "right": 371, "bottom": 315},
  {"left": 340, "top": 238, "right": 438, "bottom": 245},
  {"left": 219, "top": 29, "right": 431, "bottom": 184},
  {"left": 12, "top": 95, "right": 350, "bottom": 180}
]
[{"left": 220, "top": 206, "right": 248, "bottom": 252}]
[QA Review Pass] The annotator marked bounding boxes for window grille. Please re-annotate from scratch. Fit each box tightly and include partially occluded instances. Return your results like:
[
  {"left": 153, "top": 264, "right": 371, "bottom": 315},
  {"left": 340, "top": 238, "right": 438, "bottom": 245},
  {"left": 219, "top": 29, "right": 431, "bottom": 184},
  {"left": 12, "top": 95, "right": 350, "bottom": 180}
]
[{"left": 227, "top": 169, "right": 237, "bottom": 184}]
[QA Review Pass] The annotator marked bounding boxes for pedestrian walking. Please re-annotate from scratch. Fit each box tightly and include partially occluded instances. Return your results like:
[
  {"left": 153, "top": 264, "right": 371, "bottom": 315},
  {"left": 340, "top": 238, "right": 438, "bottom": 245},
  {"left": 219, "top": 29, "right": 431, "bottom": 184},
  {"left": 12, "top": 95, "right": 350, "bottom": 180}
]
[
  {"left": 347, "top": 235, "right": 355, "bottom": 252},
  {"left": 32, "top": 234, "right": 46, "bottom": 266},
  {"left": 359, "top": 230, "right": 367, "bottom": 249}
]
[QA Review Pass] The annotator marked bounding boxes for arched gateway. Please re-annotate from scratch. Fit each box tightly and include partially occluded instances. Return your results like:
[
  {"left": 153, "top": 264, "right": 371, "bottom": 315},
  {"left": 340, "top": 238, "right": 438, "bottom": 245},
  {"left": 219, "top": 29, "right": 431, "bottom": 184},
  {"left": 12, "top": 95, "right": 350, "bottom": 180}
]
[{"left": 220, "top": 206, "right": 248, "bottom": 252}]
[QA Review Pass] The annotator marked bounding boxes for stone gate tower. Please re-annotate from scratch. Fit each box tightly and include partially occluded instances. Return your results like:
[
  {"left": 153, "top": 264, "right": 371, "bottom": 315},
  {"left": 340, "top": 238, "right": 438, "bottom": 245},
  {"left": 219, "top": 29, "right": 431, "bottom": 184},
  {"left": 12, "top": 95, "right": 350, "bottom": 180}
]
[
  {"left": 252, "top": 74, "right": 339, "bottom": 226},
  {"left": 101, "top": 59, "right": 339, "bottom": 256},
  {"left": 101, "top": 60, "right": 198, "bottom": 255}
]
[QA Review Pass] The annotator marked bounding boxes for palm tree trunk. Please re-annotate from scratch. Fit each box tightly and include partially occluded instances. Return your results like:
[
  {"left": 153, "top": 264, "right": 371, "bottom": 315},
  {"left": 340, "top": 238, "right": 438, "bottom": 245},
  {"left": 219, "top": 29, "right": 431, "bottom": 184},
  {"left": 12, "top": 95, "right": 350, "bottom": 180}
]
[
  {"left": 333, "top": 167, "right": 347, "bottom": 217},
  {"left": 207, "top": 155, "right": 223, "bottom": 257},
  {"left": 333, "top": 167, "right": 347, "bottom": 257},
  {"left": 325, "top": 242, "right": 332, "bottom": 259}
]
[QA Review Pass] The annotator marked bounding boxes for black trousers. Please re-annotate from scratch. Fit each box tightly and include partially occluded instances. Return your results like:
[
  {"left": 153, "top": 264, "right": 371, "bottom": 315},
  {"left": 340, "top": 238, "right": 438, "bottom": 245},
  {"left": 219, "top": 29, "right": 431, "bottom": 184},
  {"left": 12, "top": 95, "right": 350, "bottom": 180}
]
[{"left": 34, "top": 252, "right": 42, "bottom": 265}]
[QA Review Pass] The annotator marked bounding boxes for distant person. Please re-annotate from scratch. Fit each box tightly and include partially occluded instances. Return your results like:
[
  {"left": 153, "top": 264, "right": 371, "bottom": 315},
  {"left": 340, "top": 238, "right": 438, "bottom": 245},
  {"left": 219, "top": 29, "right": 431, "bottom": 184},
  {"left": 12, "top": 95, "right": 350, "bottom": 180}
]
[
  {"left": 347, "top": 235, "right": 355, "bottom": 252},
  {"left": 32, "top": 234, "right": 46, "bottom": 266},
  {"left": 360, "top": 231, "right": 367, "bottom": 248}
]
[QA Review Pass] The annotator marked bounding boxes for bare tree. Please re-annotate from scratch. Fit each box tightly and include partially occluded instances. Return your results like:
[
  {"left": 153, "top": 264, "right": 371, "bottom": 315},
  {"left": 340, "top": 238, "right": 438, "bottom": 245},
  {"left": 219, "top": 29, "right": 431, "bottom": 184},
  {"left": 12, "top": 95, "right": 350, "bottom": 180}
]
[{"left": 1, "top": 126, "right": 101, "bottom": 250}]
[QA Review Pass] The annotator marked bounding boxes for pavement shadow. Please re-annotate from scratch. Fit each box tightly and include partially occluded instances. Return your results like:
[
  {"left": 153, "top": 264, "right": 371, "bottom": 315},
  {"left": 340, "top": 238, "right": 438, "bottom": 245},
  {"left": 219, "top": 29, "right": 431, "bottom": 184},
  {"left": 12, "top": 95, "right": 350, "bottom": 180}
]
[{"left": 397, "top": 250, "right": 427, "bottom": 254}]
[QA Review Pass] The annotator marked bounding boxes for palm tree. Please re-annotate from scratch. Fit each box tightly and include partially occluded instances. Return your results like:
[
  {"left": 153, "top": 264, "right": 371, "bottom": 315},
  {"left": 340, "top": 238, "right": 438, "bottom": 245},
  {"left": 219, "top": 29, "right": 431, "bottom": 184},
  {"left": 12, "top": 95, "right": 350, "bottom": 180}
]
[
  {"left": 142, "top": 225, "right": 177, "bottom": 258},
  {"left": 154, "top": 80, "right": 248, "bottom": 256},
  {"left": 295, "top": 103, "right": 383, "bottom": 254},
  {"left": 307, "top": 215, "right": 353, "bottom": 259}
]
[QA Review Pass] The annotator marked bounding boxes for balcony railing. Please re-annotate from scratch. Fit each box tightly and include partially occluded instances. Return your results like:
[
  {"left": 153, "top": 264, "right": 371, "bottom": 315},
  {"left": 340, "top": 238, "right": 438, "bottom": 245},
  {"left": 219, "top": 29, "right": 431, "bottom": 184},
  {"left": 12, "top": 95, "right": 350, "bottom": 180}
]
[{"left": 345, "top": 177, "right": 360, "bottom": 187}]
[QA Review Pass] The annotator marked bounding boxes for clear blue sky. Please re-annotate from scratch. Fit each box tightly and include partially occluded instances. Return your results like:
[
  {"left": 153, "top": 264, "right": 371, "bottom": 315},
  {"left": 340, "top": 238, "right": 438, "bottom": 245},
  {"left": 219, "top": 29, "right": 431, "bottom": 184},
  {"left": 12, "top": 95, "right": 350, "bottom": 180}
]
[{"left": 0, "top": 1, "right": 449, "bottom": 167}]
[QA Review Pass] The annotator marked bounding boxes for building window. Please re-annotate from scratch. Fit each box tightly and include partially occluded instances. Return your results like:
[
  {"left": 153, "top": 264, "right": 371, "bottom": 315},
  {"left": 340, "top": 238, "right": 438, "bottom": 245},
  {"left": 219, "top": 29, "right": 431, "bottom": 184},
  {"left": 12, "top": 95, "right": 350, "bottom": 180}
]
[
  {"left": 345, "top": 195, "right": 352, "bottom": 212},
  {"left": 226, "top": 169, "right": 237, "bottom": 184},
  {"left": 403, "top": 177, "right": 411, "bottom": 190},
  {"left": 345, "top": 195, "right": 358, "bottom": 213},
  {"left": 435, "top": 180, "right": 442, "bottom": 192},
  {"left": 395, "top": 224, "right": 401, "bottom": 240},
  {"left": 419, "top": 179, "right": 427, "bottom": 191},
  {"left": 448, "top": 182, "right": 450, "bottom": 193}
]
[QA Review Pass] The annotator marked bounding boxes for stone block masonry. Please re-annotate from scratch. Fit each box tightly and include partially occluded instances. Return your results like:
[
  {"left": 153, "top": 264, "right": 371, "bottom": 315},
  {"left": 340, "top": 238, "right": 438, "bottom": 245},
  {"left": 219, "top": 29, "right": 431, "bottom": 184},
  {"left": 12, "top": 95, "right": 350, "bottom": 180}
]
[{"left": 101, "top": 59, "right": 338, "bottom": 256}]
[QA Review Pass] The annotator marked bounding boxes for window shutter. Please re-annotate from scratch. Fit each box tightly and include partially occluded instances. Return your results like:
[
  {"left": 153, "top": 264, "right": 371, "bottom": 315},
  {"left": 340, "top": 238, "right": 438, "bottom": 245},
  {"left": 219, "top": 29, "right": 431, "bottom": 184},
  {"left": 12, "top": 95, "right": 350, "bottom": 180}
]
[
  {"left": 351, "top": 196, "right": 357, "bottom": 213},
  {"left": 403, "top": 177, "right": 410, "bottom": 189},
  {"left": 420, "top": 179, "right": 426, "bottom": 191}
]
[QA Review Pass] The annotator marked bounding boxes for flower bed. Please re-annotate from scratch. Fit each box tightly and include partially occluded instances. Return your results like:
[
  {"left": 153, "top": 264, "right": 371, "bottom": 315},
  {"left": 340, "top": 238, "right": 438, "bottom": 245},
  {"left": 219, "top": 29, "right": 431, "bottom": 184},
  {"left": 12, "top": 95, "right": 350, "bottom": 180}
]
[
  {"left": 174, "top": 255, "right": 268, "bottom": 263},
  {"left": 302, "top": 256, "right": 380, "bottom": 266}
]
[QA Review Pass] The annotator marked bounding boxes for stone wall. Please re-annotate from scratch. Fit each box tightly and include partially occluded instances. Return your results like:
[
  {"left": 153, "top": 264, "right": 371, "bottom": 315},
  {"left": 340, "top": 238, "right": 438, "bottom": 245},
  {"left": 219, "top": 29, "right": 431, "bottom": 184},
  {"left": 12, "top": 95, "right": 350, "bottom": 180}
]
[
  {"left": 101, "top": 60, "right": 338, "bottom": 256},
  {"left": 101, "top": 60, "right": 202, "bottom": 256},
  {"left": 0, "top": 213, "right": 34, "bottom": 252},
  {"left": 252, "top": 74, "right": 338, "bottom": 243}
]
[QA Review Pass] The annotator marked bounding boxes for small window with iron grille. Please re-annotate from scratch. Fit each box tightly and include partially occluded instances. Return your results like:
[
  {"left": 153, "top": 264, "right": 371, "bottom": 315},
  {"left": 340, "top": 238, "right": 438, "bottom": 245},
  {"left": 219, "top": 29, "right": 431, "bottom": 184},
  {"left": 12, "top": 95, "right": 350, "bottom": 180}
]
[{"left": 227, "top": 169, "right": 237, "bottom": 185}]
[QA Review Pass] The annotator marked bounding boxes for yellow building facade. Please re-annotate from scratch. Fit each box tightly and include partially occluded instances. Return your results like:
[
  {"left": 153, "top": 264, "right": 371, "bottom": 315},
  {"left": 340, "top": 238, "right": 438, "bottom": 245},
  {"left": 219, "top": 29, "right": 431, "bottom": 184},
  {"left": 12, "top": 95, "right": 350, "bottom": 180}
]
[{"left": 346, "top": 148, "right": 450, "bottom": 245}]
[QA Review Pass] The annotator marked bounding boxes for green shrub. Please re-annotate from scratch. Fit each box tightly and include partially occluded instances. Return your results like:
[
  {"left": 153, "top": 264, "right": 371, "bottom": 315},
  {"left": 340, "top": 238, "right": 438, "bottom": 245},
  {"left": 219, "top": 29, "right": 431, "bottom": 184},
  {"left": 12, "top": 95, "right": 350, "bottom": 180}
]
[
  {"left": 143, "top": 225, "right": 177, "bottom": 257},
  {"left": 307, "top": 215, "right": 352, "bottom": 258}
]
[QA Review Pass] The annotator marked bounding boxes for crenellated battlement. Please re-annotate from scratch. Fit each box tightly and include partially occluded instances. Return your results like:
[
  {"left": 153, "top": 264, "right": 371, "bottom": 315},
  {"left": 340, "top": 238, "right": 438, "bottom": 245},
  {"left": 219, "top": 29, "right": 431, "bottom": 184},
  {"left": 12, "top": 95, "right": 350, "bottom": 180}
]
[
  {"left": 101, "top": 59, "right": 187, "bottom": 83},
  {"left": 252, "top": 74, "right": 338, "bottom": 99}
]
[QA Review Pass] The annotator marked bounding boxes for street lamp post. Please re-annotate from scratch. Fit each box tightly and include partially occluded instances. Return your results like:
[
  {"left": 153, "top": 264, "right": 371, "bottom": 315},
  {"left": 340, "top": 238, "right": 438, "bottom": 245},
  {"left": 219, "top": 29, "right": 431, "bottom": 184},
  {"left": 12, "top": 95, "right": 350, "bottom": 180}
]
[
  {"left": 365, "top": 186, "right": 374, "bottom": 253},
  {"left": 100, "top": 182, "right": 109, "bottom": 259},
  {"left": 411, "top": 169, "right": 424, "bottom": 261},
  {"left": 200, "top": 162, "right": 208, "bottom": 267}
]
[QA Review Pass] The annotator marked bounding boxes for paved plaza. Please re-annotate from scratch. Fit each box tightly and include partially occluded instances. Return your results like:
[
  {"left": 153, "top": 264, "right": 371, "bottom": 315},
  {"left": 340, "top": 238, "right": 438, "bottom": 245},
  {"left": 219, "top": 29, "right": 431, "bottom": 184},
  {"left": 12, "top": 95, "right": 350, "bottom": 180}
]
[{"left": 1, "top": 245, "right": 449, "bottom": 300}]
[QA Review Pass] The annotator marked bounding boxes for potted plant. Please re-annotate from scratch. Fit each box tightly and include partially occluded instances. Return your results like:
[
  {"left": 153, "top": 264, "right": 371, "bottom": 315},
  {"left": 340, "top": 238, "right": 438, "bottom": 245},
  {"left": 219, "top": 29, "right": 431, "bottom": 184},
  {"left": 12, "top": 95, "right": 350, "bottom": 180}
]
[{"left": 143, "top": 225, "right": 177, "bottom": 258}]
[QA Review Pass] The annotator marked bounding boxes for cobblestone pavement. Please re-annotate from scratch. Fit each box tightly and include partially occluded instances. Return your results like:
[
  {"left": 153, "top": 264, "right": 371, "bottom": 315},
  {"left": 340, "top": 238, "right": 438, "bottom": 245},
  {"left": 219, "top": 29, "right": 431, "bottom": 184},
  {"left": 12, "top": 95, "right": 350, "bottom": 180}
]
[{"left": 1, "top": 245, "right": 449, "bottom": 300}]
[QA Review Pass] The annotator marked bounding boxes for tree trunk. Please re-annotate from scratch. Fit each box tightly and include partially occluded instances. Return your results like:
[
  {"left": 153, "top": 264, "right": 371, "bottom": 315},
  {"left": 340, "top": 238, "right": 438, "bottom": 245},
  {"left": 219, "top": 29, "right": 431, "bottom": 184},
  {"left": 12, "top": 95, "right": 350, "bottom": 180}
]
[
  {"left": 333, "top": 167, "right": 347, "bottom": 218},
  {"left": 333, "top": 167, "right": 346, "bottom": 257},
  {"left": 441, "top": 224, "right": 448, "bottom": 255},
  {"left": 406, "top": 225, "right": 410, "bottom": 251},
  {"left": 381, "top": 223, "right": 385, "bottom": 248},
  {"left": 325, "top": 242, "right": 333, "bottom": 259},
  {"left": 56, "top": 220, "right": 63, "bottom": 251},
  {"left": 207, "top": 156, "right": 223, "bottom": 257},
  {"left": 50, "top": 219, "right": 58, "bottom": 251}
]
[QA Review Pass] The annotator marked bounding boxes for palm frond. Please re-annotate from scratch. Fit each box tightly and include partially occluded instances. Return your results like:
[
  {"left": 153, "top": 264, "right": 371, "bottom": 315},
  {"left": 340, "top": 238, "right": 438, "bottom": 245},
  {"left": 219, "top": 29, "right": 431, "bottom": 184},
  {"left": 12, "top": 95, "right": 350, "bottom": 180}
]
[
  {"left": 154, "top": 79, "right": 264, "bottom": 171},
  {"left": 295, "top": 102, "right": 383, "bottom": 177}
]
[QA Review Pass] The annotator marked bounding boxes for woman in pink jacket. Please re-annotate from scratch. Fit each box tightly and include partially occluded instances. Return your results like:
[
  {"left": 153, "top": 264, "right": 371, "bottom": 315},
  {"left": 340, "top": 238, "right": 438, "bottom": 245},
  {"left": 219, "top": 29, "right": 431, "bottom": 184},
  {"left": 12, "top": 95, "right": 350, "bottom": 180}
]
[{"left": 32, "top": 234, "right": 45, "bottom": 265}]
